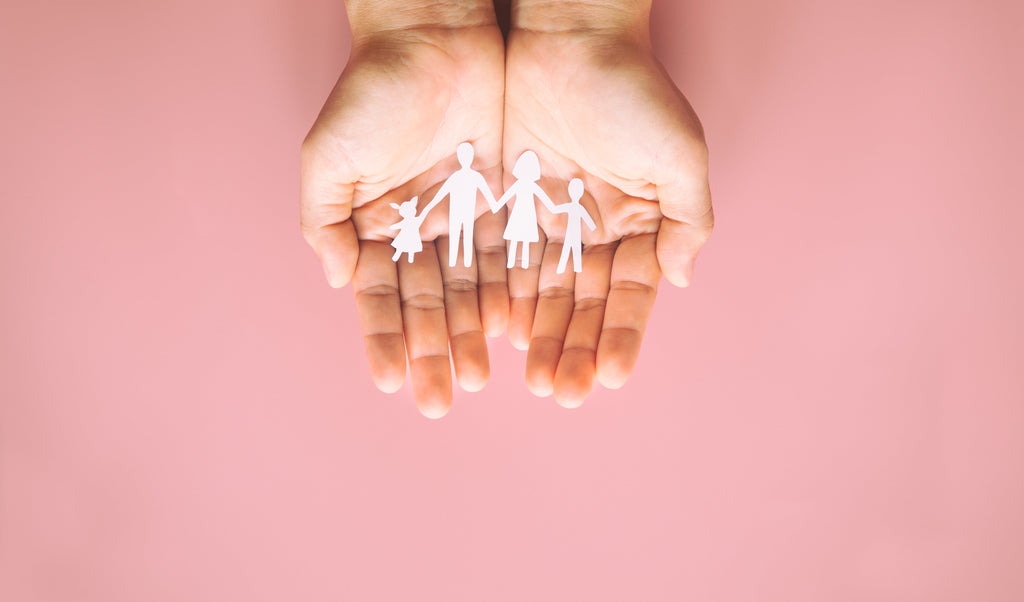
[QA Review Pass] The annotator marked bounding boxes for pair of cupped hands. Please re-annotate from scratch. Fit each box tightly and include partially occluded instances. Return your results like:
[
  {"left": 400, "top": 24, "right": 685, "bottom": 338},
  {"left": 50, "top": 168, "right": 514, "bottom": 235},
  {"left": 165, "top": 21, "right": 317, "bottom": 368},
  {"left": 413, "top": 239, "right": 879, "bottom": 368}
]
[{"left": 300, "top": 2, "right": 713, "bottom": 418}]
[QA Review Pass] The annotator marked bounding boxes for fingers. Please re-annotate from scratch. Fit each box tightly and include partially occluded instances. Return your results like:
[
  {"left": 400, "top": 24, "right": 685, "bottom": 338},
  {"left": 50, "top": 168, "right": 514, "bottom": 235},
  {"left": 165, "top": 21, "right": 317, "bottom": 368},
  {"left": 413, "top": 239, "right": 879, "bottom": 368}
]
[
  {"left": 506, "top": 230, "right": 545, "bottom": 350},
  {"left": 397, "top": 242, "right": 453, "bottom": 419},
  {"left": 597, "top": 234, "right": 660, "bottom": 390},
  {"left": 351, "top": 241, "right": 406, "bottom": 393},
  {"left": 525, "top": 240, "right": 575, "bottom": 397},
  {"left": 437, "top": 236, "right": 490, "bottom": 393},
  {"left": 656, "top": 164, "right": 714, "bottom": 288},
  {"left": 300, "top": 138, "right": 360, "bottom": 287},
  {"left": 552, "top": 243, "right": 615, "bottom": 408},
  {"left": 474, "top": 207, "right": 510, "bottom": 337}
]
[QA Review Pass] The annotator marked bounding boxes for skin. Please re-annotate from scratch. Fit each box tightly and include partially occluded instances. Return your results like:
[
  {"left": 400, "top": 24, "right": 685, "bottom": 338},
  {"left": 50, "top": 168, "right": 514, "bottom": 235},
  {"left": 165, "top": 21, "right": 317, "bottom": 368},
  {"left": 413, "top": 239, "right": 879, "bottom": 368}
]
[
  {"left": 300, "top": 1, "right": 507, "bottom": 418},
  {"left": 505, "top": 0, "right": 713, "bottom": 408},
  {"left": 301, "top": 0, "right": 713, "bottom": 415}
]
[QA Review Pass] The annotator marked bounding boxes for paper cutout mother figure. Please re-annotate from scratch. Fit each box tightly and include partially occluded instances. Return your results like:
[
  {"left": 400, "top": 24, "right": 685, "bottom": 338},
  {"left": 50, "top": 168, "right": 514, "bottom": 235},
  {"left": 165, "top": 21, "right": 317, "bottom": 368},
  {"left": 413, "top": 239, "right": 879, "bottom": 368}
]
[
  {"left": 493, "top": 150, "right": 558, "bottom": 269},
  {"left": 553, "top": 178, "right": 597, "bottom": 274},
  {"left": 420, "top": 142, "right": 498, "bottom": 268}
]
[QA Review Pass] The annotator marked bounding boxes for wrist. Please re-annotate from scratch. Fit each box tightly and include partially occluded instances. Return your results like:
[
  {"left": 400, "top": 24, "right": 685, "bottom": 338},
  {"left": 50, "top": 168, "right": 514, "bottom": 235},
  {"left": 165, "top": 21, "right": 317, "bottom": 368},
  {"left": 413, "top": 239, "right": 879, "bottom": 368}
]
[
  {"left": 346, "top": 0, "right": 498, "bottom": 41},
  {"left": 511, "top": 0, "right": 651, "bottom": 38}
]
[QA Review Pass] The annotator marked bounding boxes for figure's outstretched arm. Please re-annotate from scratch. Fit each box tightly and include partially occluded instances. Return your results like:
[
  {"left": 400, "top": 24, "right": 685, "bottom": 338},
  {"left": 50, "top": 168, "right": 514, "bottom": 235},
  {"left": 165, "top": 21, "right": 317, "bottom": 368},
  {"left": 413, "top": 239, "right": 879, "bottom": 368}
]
[
  {"left": 492, "top": 181, "right": 517, "bottom": 212},
  {"left": 551, "top": 204, "right": 568, "bottom": 214},
  {"left": 533, "top": 182, "right": 559, "bottom": 213},
  {"left": 421, "top": 179, "right": 452, "bottom": 215},
  {"left": 476, "top": 173, "right": 500, "bottom": 212},
  {"left": 581, "top": 209, "right": 597, "bottom": 231}
]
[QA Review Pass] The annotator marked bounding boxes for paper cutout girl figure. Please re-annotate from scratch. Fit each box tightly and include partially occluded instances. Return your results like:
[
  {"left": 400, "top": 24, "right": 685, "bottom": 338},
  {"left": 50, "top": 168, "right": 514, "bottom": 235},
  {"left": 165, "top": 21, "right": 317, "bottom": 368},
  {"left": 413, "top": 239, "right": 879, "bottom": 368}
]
[
  {"left": 493, "top": 150, "right": 558, "bottom": 269},
  {"left": 389, "top": 196, "right": 427, "bottom": 263},
  {"left": 552, "top": 178, "right": 597, "bottom": 274},
  {"left": 420, "top": 142, "right": 498, "bottom": 268}
]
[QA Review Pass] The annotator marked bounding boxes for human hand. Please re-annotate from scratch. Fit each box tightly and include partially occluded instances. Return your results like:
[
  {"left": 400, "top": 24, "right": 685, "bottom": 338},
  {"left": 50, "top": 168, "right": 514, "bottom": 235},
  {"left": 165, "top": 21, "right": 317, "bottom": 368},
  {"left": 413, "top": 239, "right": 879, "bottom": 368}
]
[
  {"left": 503, "top": 0, "right": 714, "bottom": 406},
  {"left": 301, "top": 1, "right": 507, "bottom": 418}
]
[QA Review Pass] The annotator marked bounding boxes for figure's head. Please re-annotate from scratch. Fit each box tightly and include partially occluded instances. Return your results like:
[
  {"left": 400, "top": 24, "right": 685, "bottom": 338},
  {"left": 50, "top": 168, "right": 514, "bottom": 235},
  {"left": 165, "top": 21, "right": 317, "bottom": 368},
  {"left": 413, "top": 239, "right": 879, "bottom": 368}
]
[
  {"left": 568, "top": 178, "right": 584, "bottom": 203},
  {"left": 512, "top": 150, "right": 540, "bottom": 182},
  {"left": 394, "top": 196, "right": 418, "bottom": 218},
  {"left": 457, "top": 142, "right": 474, "bottom": 168}
]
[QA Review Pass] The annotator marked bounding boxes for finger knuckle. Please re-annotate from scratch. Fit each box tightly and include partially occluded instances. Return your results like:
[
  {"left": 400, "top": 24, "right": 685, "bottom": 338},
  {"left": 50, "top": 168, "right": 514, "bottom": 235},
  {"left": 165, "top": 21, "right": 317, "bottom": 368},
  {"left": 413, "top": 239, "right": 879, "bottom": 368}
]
[
  {"left": 443, "top": 277, "right": 477, "bottom": 294},
  {"left": 538, "top": 286, "right": 574, "bottom": 302},
  {"left": 403, "top": 293, "right": 445, "bottom": 312},
  {"left": 573, "top": 296, "right": 607, "bottom": 313}
]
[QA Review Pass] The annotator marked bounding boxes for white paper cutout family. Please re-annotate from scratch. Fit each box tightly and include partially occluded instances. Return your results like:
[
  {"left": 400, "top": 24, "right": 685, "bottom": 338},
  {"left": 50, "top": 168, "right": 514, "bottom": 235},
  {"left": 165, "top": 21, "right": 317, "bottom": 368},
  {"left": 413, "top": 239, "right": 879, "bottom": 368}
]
[{"left": 390, "top": 142, "right": 596, "bottom": 274}]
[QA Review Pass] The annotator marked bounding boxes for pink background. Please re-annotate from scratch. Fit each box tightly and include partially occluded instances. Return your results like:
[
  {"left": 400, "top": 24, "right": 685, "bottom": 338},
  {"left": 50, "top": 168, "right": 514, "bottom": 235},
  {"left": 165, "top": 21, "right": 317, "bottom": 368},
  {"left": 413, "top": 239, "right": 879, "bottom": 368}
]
[{"left": 2, "top": 1, "right": 1022, "bottom": 600}]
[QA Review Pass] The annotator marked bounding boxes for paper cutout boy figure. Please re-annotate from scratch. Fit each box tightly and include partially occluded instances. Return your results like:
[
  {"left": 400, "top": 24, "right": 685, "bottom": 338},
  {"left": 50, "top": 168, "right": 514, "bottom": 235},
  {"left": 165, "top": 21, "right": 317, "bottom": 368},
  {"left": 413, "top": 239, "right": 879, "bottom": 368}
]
[
  {"left": 552, "top": 178, "right": 596, "bottom": 274},
  {"left": 492, "top": 150, "right": 559, "bottom": 269},
  {"left": 389, "top": 196, "right": 427, "bottom": 263},
  {"left": 421, "top": 142, "right": 498, "bottom": 268}
]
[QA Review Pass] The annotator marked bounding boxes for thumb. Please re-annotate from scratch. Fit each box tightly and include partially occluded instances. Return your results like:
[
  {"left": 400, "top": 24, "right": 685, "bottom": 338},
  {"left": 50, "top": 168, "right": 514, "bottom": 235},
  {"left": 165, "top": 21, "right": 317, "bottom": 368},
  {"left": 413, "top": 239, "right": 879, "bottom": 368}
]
[
  {"left": 300, "top": 138, "right": 360, "bottom": 288},
  {"left": 305, "top": 221, "right": 359, "bottom": 288},
  {"left": 656, "top": 169, "right": 714, "bottom": 288}
]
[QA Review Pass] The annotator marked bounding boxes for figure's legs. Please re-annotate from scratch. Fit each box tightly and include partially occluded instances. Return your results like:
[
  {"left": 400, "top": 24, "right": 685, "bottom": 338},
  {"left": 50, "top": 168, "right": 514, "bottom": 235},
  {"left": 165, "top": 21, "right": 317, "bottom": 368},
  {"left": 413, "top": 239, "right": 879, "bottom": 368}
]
[
  {"left": 448, "top": 224, "right": 461, "bottom": 268},
  {"left": 392, "top": 249, "right": 401, "bottom": 262},
  {"left": 462, "top": 219, "right": 474, "bottom": 268},
  {"left": 572, "top": 244, "right": 582, "bottom": 273},
  {"left": 521, "top": 242, "right": 530, "bottom": 269},
  {"left": 557, "top": 244, "right": 570, "bottom": 274},
  {"left": 507, "top": 240, "right": 518, "bottom": 269},
  {"left": 408, "top": 251, "right": 415, "bottom": 263}
]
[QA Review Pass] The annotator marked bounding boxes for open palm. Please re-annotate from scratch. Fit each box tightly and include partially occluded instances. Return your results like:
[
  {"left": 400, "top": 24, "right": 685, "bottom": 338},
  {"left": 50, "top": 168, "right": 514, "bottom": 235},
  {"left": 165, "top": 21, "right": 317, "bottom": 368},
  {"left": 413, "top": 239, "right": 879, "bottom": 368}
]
[
  {"left": 503, "top": 30, "right": 714, "bottom": 407},
  {"left": 301, "top": 25, "right": 507, "bottom": 418}
]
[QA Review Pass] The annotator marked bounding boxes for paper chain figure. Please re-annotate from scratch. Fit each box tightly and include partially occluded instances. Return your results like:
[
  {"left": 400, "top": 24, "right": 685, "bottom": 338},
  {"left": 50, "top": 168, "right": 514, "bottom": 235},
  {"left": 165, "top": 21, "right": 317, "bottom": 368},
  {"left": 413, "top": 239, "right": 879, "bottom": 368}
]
[{"left": 390, "top": 142, "right": 596, "bottom": 274}]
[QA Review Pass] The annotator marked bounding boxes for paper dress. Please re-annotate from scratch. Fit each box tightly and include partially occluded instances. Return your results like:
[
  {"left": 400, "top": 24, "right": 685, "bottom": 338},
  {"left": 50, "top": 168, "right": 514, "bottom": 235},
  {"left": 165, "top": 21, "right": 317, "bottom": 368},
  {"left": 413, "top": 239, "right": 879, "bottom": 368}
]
[
  {"left": 390, "top": 197, "right": 426, "bottom": 263},
  {"left": 493, "top": 150, "right": 558, "bottom": 269}
]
